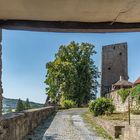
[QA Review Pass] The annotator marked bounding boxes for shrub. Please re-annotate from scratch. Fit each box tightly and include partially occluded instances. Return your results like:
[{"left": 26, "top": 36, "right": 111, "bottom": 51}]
[
  {"left": 88, "top": 98, "right": 115, "bottom": 116},
  {"left": 60, "top": 97, "right": 76, "bottom": 109},
  {"left": 88, "top": 100, "right": 96, "bottom": 113},
  {"left": 117, "top": 88, "right": 131, "bottom": 103},
  {"left": 131, "top": 84, "right": 140, "bottom": 104}
]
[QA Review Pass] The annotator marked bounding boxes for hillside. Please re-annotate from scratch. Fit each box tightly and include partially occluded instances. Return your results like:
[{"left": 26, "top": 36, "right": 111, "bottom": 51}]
[{"left": 3, "top": 97, "right": 44, "bottom": 114}]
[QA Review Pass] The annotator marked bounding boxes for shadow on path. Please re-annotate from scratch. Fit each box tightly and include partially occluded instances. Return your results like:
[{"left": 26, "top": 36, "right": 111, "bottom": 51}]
[
  {"left": 43, "top": 134, "right": 60, "bottom": 140},
  {"left": 22, "top": 112, "right": 57, "bottom": 140}
]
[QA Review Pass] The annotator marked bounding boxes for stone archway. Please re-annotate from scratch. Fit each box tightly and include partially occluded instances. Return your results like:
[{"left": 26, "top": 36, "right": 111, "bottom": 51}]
[
  {"left": 0, "top": 30, "right": 2, "bottom": 116},
  {"left": 1, "top": 0, "right": 140, "bottom": 117}
]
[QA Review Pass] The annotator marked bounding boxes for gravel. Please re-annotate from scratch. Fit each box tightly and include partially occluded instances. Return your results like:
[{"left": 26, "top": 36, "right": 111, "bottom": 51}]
[{"left": 23, "top": 108, "right": 104, "bottom": 140}]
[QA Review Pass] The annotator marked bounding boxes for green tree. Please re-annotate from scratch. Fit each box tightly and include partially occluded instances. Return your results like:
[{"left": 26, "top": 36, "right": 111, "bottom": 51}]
[
  {"left": 45, "top": 41, "right": 99, "bottom": 106},
  {"left": 16, "top": 98, "right": 25, "bottom": 112},
  {"left": 24, "top": 98, "right": 31, "bottom": 109}
]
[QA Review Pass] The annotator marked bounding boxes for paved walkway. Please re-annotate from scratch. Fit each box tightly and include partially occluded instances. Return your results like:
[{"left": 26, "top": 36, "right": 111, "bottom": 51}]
[{"left": 23, "top": 108, "right": 104, "bottom": 140}]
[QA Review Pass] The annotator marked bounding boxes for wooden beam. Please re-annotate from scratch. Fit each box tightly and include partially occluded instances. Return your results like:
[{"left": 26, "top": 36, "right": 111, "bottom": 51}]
[{"left": 1, "top": 20, "right": 140, "bottom": 33}]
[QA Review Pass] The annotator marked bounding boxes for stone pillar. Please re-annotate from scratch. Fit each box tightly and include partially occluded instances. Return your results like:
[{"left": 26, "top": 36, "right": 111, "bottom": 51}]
[{"left": 0, "top": 29, "right": 2, "bottom": 116}]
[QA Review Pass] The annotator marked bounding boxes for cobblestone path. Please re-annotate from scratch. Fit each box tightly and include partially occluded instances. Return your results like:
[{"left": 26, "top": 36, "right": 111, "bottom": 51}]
[{"left": 23, "top": 108, "right": 104, "bottom": 140}]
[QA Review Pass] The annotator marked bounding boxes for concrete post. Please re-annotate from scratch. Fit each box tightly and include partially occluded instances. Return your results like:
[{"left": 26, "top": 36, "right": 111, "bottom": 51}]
[{"left": 0, "top": 29, "right": 3, "bottom": 116}]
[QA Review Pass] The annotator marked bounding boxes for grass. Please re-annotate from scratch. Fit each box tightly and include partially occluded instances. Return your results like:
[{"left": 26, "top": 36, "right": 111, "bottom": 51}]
[
  {"left": 99, "top": 112, "right": 128, "bottom": 121},
  {"left": 82, "top": 111, "right": 114, "bottom": 140}
]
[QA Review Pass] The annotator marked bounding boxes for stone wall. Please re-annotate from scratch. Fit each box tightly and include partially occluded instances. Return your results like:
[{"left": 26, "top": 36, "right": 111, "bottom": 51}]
[
  {"left": 0, "top": 29, "right": 2, "bottom": 117},
  {"left": 101, "top": 43, "right": 128, "bottom": 97},
  {"left": 92, "top": 108, "right": 140, "bottom": 139},
  {"left": 0, "top": 106, "right": 55, "bottom": 140},
  {"left": 110, "top": 91, "right": 129, "bottom": 112},
  {"left": 110, "top": 91, "right": 136, "bottom": 112},
  {"left": 120, "top": 126, "right": 140, "bottom": 140},
  {"left": 92, "top": 116, "right": 127, "bottom": 138}
]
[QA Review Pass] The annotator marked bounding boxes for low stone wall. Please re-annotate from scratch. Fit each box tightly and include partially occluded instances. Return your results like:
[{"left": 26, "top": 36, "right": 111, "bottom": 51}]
[
  {"left": 92, "top": 113, "right": 140, "bottom": 139},
  {"left": 93, "top": 117, "right": 127, "bottom": 138},
  {"left": 0, "top": 106, "right": 55, "bottom": 140},
  {"left": 120, "top": 126, "right": 140, "bottom": 140},
  {"left": 119, "top": 115, "right": 140, "bottom": 140}
]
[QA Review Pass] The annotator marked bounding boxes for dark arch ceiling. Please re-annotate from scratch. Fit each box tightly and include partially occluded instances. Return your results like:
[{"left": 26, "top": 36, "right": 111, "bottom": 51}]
[{"left": 0, "top": 0, "right": 140, "bottom": 32}]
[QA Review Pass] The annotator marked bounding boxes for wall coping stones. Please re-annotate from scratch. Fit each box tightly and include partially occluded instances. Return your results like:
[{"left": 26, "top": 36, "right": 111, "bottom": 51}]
[
  {"left": 23, "top": 106, "right": 53, "bottom": 113},
  {"left": 0, "top": 106, "right": 55, "bottom": 140}
]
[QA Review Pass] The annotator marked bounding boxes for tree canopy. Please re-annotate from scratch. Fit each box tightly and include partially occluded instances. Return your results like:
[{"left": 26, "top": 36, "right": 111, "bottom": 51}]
[
  {"left": 44, "top": 41, "right": 99, "bottom": 106},
  {"left": 24, "top": 98, "right": 31, "bottom": 109},
  {"left": 16, "top": 98, "right": 25, "bottom": 112},
  {"left": 16, "top": 98, "right": 31, "bottom": 112}
]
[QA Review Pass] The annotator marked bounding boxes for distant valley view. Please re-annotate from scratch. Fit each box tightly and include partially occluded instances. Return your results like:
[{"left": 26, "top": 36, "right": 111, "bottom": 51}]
[{"left": 2, "top": 97, "right": 44, "bottom": 114}]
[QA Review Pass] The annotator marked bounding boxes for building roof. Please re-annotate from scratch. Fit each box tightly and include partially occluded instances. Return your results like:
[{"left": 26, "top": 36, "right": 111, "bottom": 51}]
[
  {"left": 114, "top": 80, "right": 133, "bottom": 87},
  {"left": 113, "top": 76, "right": 133, "bottom": 87},
  {"left": 134, "top": 77, "right": 140, "bottom": 85}
]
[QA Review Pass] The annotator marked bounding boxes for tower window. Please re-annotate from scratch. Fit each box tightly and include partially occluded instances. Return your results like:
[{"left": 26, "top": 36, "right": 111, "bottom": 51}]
[
  {"left": 119, "top": 52, "right": 122, "bottom": 55},
  {"left": 108, "top": 67, "right": 111, "bottom": 70}
]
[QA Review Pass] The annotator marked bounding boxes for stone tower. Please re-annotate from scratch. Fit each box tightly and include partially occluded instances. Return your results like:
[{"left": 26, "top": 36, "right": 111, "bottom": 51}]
[{"left": 100, "top": 42, "right": 128, "bottom": 97}]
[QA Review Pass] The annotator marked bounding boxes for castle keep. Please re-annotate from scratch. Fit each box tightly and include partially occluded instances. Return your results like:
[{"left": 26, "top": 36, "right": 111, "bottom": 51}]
[{"left": 100, "top": 43, "right": 128, "bottom": 97}]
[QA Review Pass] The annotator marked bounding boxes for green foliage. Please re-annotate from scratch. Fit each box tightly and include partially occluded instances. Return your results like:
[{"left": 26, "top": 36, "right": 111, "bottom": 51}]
[
  {"left": 45, "top": 41, "right": 100, "bottom": 106},
  {"left": 88, "top": 101, "right": 96, "bottom": 112},
  {"left": 131, "top": 84, "right": 140, "bottom": 104},
  {"left": 131, "top": 84, "right": 140, "bottom": 97},
  {"left": 60, "top": 96, "right": 76, "bottom": 109},
  {"left": 88, "top": 98, "right": 115, "bottom": 116},
  {"left": 16, "top": 98, "right": 25, "bottom": 112},
  {"left": 117, "top": 85, "right": 140, "bottom": 104},
  {"left": 130, "top": 85, "right": 140, "bottom": 113},
  {"left": 117, "top": 88, "right": 131, "bottom": 103},
  {"left": 24, "top": 98, "right": 31, "bottom": 109}
]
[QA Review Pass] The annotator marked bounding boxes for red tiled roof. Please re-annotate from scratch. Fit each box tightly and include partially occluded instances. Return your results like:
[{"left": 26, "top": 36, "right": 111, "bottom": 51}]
[{"left": 134, "top": 77, "right": 140, "bottom": 85}]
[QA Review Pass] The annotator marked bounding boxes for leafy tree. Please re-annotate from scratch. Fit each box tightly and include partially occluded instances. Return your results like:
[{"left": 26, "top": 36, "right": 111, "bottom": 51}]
[
  {"left": 45, "top": 41, "right": 100, "bottom": 106},
  {"left": 16, "top": 98, "right": 25, "bottom": 112},
  {"left": 24, "top": 98, "right": 31, "bottom": 109}
]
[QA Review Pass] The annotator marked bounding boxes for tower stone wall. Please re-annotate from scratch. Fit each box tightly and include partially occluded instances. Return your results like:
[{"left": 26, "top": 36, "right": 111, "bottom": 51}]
[{"left": 101, "top": 42, "right": 128, "bottom": 97}]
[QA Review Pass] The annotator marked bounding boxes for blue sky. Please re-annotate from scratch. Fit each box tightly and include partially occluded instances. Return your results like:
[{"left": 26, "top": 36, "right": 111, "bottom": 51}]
[{"left": 2, "top": 30, "right": 140, "bottom": 103}]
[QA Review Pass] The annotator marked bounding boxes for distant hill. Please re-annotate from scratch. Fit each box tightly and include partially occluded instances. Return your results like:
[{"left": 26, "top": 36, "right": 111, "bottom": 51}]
[{"left": 3, "top": 97, "right": 44, "bottom": 114}]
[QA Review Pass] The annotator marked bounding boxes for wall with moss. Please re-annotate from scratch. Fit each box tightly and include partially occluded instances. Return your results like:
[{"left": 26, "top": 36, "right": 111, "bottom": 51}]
[{"left": 110, "top": 91, "right": 136, "bottom": 112}]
